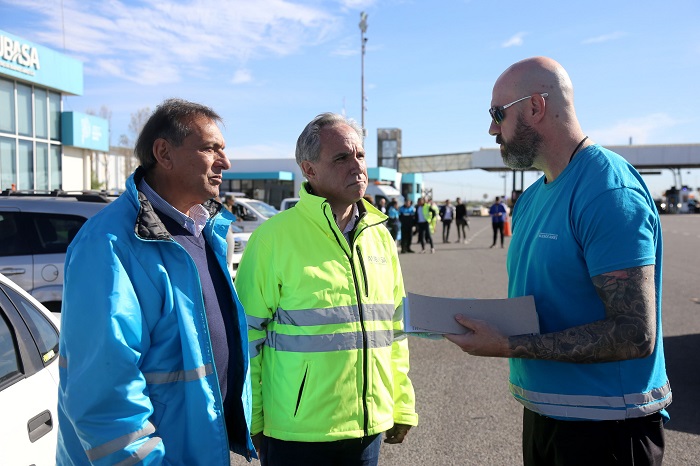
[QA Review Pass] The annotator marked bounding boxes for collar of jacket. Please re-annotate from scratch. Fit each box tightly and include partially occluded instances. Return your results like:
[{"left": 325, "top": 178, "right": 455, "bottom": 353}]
[
  {"left": 297, "top": 181, "right": 388, "bottom": 231},
  {"left": 125, "top": 166, "right": 226, "bottom": 241}
]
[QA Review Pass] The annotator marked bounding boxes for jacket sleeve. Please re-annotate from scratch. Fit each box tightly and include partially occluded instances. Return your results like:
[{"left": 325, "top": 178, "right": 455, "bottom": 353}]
[
  {"left": 59, "top": 233, "right": 166, "bottom": 465},
  {"left": 234, "top": 232, "right": 278, "bottom": 436},
  {"left": 389, "top": 244, "right": 419, "bottom": 427}
]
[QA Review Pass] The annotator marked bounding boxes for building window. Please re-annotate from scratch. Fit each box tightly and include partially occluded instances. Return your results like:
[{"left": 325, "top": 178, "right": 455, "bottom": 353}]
[
  {"left": 49, "top": 92, "right": 61, "bottom": 141},
  {"left": 17, "top": 84, "right": 32, "bottom": 137},
  {"left": 50, "top": 144, "right": 61, "bottom": 190},
  {"left": 34, "top": 88, "right": 48, "bottom": 139},
  {"left": 0, "top": 79, "right": 14, "bottom": 134},
  {"left": 0, "top": 136, "right": 16, "bottom": 190},
  {"left": 18, "top": 139, "right": 33, "bottom": 190},
  {"left": 36, "top": 142, "right": 48, "bottom": 190}
]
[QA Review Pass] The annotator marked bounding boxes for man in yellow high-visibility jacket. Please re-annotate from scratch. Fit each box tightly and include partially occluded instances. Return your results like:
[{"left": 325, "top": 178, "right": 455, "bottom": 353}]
[{"left": 236, "top": 112, "right": 418, "bottom": 466}]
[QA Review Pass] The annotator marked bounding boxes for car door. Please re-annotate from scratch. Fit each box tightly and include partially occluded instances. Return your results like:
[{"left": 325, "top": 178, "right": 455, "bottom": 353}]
[
  {"left": 26, "top": 213, "right": 87, "bottom": 309},
  {"left": 0, "top": 210, "right": 33, "bottom": 293},
  {"left": 0, "top": 279, "right": 60, "bottom": 466}
]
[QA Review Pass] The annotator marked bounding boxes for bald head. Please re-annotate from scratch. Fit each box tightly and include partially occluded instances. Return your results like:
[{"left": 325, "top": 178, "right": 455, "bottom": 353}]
[
  {"left": 494, "top": 57, "right": 576, "bottom": 124},
  {"left": 490, "top": 57, "right": 589, "bottom": 180}
]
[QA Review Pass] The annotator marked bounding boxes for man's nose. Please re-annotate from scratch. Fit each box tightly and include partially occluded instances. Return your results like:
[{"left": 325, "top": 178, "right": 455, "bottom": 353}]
[
  {"left": 218, "top": 150, "right": 231, "bottom": 170},
  {"left": 489, "top": 120, "right": 500, "bottom": 136}
]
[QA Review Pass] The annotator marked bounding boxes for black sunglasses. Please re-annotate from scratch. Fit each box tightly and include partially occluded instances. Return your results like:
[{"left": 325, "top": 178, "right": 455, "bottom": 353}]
[{"left": 489, "top": 93, "right": 548, "bottom": 125}]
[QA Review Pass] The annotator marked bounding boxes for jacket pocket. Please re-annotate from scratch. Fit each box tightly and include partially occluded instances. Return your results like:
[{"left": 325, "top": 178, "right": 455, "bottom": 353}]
[{"left": 294, "top": 361, "right": 312, "bottom": 417}]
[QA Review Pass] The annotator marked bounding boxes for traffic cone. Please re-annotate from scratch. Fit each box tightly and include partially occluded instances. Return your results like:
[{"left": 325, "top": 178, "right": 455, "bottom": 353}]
[{"left": 504, "top": 217, "right": 511, "bottom": 237}]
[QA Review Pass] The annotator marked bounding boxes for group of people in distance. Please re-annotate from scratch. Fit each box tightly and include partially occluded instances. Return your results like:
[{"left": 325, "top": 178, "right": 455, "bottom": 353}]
[{"left": 55, "top": 56, "right": 670, "bottom": 466}]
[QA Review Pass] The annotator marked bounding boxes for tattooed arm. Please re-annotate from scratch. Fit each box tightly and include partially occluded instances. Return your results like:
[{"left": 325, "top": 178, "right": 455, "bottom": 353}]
[{"left": 445, "top": 265, "right": 656, "bottom": 363}]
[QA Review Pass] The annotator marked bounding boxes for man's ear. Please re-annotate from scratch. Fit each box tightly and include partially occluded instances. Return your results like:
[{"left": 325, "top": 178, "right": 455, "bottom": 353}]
[
  {"left": 531, "top": 93, "right": 547, "bottom": 123},
  {"left": 300, "top": 160, "right": 316, "bottom": 180},
  {"left": 152, "top": 138, "right": 173, "bottom": 170}
]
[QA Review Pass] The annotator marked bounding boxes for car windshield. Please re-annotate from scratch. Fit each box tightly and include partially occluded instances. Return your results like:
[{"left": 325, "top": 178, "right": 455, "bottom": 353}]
[{"left": 246, "top": 200, "right": 279, "bottom": 218}]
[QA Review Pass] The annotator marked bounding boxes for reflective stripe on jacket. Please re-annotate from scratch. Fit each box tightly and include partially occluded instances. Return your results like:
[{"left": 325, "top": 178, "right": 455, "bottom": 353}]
[
  {"left": 56, "top": 168, "right": 255, "bottom": 465},
  {"left": 236, "top": 183, "right": 418, "bottom": 442}
]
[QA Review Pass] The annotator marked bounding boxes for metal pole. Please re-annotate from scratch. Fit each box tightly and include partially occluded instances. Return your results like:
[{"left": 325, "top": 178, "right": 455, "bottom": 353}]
[{"left": 359, "top": 12, "right": 368, "bottom": 139}]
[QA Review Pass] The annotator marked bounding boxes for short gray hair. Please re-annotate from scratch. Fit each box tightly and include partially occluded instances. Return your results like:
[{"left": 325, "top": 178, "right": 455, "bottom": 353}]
[{"left": 295, "top": 113, "right": 363, "bottom": 166}]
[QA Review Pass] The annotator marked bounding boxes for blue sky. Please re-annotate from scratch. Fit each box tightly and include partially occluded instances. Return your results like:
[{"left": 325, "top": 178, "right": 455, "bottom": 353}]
[{"left": 2, "top": 0, "right": 699, "bottom": 201}]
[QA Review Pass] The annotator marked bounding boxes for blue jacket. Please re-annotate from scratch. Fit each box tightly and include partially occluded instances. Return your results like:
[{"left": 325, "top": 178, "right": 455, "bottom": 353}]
[{"left": 56, "top": 168, "right": 255, "bottom": 465}]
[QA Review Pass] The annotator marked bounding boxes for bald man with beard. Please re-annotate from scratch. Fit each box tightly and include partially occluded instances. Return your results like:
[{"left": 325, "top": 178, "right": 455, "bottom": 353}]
[{"left": 446, "top": 57, "right": 671, "bottom": 466}]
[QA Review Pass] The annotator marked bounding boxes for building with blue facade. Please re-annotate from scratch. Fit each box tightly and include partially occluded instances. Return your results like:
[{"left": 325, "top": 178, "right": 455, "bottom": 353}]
[{"left": 0, "top": 29, "right": 109, "bottom": 193}]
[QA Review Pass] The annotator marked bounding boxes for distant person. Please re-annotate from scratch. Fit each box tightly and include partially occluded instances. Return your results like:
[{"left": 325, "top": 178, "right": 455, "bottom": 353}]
[
  {"left": 56, "top": 98, "right": 255, "bottom": 464},
  {"left": 398, "top": 198, "right": 416, "bottom": 253},
  {"left": 446, "top": 56, "right": 670, "bottom": 466},
  {"left": 415, "top": 197, "right": 437, "bottom": 253},
  {"left": 439, "top": 199, "right": 455, "bottom": 243},
  {"left": 376, "top": 197, "right": 388, "bottom": 214},
  {"left": 455, "top": 197, "right": 469, "bottom": 243},
  {"left": 387, "top": 198, "right": 401, "bottom": 241},
  {"left": 224, "top": 194, "right": 237, "bottom": 220},
  {"left": 236, "top": 112, "right": 418, "bottom": 466},
  {"left": 489, "top": 196, "right": 507, "bottom": 248}
]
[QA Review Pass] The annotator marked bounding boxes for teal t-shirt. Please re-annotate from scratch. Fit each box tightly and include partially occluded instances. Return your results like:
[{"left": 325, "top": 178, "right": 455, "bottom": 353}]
[{"left": 507, "top": 144, "right": 670, "bottom": 420}]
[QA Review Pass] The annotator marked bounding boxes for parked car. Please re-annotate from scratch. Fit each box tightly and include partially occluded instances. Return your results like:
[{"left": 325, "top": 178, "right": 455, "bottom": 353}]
[
  {"left": 0, "top": 191, "right": 114, "bottom": 313},
  {"left": 280, "top": 197, "right": 300, "bottom": 210},
  {"left": 0, "top": 272, "right": 61, "bottom": 465},
  {"left": 230, "top": 197, "right": 279, "bottom": 232},
  {"left": 365, "top": 184, "right": 404, "bottom": 206},
  {"left": 227, "top": 224, "right": 251, "bottom": 279}
]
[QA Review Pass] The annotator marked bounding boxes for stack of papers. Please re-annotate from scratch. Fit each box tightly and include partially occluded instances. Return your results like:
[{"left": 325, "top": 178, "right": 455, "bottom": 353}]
[{"left": 403, "top": 293, "right": 540, "bottom": 339}]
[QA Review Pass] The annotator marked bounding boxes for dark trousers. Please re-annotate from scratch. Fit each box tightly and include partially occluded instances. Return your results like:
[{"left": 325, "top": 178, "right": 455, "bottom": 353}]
[
  {"left": 400, "top": 221, "right": 414, "bottom": 252},
  {"left": 456, "top": 218, "right": 467, "bottom": 240},
  {"left": 417, "top": 222, "right": 433, "bottom": 250},
  {"left": 522, "top": 408, "right": 665, "bottom": 466},
  {"left": 260, "top": 434, "right": 382, "bottom": 466},
  {"left": 491, "top": 221, "right": 504, "bottom": 246},
  {"left": 442, "top": 220, "right": 452, "bottom": 242},
  {"left": 388, "top": 219, "right": 400, "bottom": 240}
]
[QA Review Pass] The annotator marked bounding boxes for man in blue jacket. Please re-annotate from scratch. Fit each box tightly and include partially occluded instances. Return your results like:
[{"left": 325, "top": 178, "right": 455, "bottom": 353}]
[{"left": 56, "top": 98, "right": 256, "bottom": 465}]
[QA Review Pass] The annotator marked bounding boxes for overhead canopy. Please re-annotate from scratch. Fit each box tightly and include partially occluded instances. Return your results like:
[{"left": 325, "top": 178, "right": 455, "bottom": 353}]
[{"left": 398, "top": 143, "right": 700, "bottom": 173}]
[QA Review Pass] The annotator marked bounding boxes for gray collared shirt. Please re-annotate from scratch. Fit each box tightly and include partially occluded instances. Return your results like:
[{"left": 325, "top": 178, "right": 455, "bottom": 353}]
[
  {"left": 138, "top": 178, "right": 210, "bottom": 237},
  {"left": 340, "top": 203, "right": 360, "bottom": 244}
]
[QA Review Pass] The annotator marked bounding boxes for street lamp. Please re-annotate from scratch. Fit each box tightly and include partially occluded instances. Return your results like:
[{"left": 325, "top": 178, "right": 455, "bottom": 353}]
[{"left": 359, "top": 11, "right": 368, "bottom": 139}]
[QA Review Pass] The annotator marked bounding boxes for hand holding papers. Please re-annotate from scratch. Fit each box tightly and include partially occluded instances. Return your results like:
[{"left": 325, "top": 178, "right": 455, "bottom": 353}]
[{"left": 404, "top": 293, "right": 539, "bottom": 339}]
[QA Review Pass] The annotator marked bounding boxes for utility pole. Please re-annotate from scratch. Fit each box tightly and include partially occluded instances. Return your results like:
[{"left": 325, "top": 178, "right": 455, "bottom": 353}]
[{"left": 359, "top": 12, "right": 368, "bottom": 139}]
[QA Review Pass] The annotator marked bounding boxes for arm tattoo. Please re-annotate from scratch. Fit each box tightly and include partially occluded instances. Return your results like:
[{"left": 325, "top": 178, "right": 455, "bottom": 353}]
[{"left": 509, "top": 265, "right": 656, "bottom": 363}]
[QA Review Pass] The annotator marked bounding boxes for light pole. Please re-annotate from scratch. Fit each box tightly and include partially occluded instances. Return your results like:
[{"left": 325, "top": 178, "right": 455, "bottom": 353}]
[{"left": 359, "top": 12, "right": 368, "bottom": 139}]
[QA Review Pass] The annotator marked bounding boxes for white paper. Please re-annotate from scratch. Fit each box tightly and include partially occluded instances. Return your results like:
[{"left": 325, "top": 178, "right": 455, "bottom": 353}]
[{"left": 404, "top": 293, "right": 539, "bottom": 337}]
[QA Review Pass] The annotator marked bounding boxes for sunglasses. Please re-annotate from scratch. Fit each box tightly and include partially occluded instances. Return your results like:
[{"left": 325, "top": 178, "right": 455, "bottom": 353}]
[{"left": 489, "top": 93, "right": 548, "bottom": 125}]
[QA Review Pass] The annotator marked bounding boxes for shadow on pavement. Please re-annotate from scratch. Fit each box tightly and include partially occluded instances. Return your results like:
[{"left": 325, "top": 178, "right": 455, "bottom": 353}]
[{"left": 663, "top": 333, "right": 700, "bottom": 434}]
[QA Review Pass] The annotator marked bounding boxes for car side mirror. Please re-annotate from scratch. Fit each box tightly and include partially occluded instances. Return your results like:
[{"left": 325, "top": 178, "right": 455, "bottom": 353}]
[{"left": 242, "top": 213, "right": 258, "bottom": 222}]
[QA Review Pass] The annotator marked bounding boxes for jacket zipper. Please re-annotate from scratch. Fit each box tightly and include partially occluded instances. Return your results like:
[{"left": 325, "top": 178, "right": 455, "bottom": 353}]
[
  {"left": 322, "top": 205, "right": 370, "bottom": 436},
  {"left": 355, "top": 245, "right": 369, "bottom": 298}
]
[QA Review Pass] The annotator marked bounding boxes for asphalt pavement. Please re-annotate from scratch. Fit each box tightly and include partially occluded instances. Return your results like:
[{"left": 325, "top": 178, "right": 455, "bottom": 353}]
[{"left": 232, "top": 213, "right": 700, "bottom": 466}]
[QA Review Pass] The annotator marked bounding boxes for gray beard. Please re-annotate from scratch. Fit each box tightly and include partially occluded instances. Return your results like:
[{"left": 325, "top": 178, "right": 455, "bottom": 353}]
[{"left": 500, "top": 116, "right": 542, "bottom": 170}]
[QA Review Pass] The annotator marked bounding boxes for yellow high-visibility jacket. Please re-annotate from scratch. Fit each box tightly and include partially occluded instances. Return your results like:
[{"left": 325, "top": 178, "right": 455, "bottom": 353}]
[{"left": 236, "top": 184, "right": 418, "bottom": 442}]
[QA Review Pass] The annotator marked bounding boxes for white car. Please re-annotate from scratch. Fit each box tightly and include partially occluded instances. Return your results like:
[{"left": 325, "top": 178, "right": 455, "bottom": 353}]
[
  {"left": 227, "top": 224, "right": 251, "bottom": 279},
  {"left": 280, "top": 197, "right": 300, "bottom": 210},
  {"left": 229, "top": 198, "right": 279, "bottom": 232},
  {"left": 0, "top": 192, "right": 113, "bottom": 313},
  {"left": 0, "top": 272, "right": 61, "bottom": 466}
]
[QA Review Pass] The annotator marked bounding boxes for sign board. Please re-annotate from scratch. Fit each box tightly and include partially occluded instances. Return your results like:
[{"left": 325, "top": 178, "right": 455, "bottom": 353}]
[
  {"left": 61, "top": 112, "right": 109, "bottom": 152},
  {"left": 0, "top": 29, "right": 83, "bottom": 95}
]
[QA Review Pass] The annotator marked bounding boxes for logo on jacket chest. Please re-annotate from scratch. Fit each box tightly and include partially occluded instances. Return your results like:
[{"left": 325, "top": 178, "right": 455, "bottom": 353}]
[{"left": 365, "top": 255, "right": 388, "bottom": 265}]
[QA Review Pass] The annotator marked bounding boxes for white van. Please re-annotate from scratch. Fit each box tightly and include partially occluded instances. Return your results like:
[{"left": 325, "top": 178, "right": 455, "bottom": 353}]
[
  {"left": 280, "top": 197, "right": 300, "bottom": 210},
  {"left": 230, "top": 198, "right": 279, "bottom": 232},
  {"left": 365, "top": 184, "right": 404, "bottom": 205}
]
